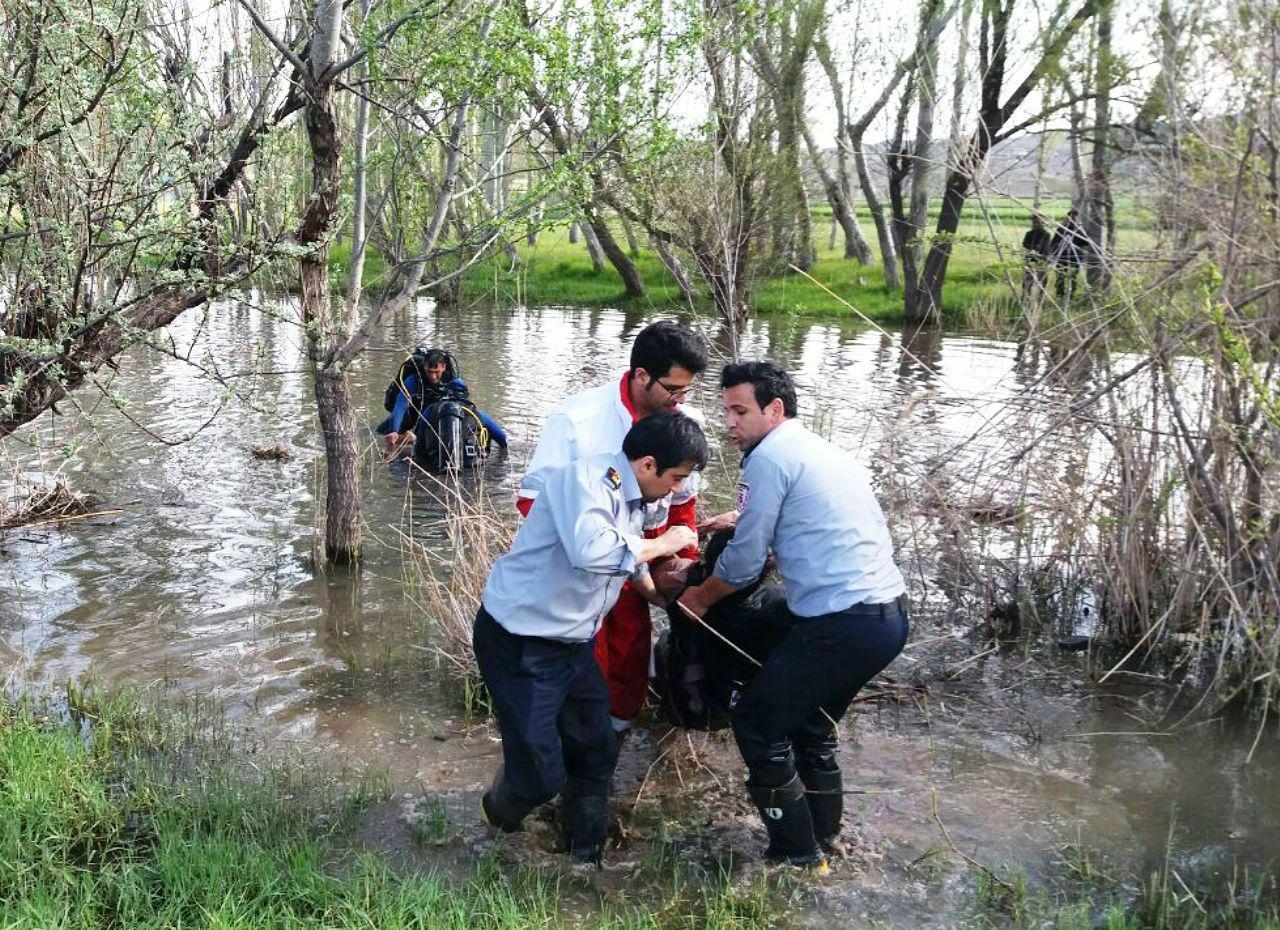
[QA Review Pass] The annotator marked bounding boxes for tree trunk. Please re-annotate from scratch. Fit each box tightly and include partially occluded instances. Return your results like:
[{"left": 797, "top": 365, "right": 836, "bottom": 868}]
[
  {"left": 313, "top": 367, "right": 361, "bottom": 565},
  {"left": 1033, "top": 125, "right": 1049, "bottom": 211},
  {"left": 1084, "top": 0, "right": 1113, "bottom": 289},
  {"left": 949, "top": 0, "right": 974, "bottom": 156},
  {"left": 298, "top": 0, "right": 359, "bottom": 564},
  {"left": 813, "top": 31, "right": 873, "bottom": 263},
  {"left": 801, "top": 120, "right": 871, "bottom": 264},
  {"left": 851, "top": 130, "right": 900, "bottom": 287},
  {"left": 580, "top": 217, "right": 605, "bottom": 270},
  {"left": 619, "top": 211, "right": 642, "bottom": 257},
  {"left": 916, "top": 155, "right": 979, "bottom": 322},
  {"left": 585, "top": 204, "right": 645, "bottom": 295},
  {"left": 752, "top": 2, "right": 820, "bottom": 273},
  {"left": 887, "top": 73, "right": 915, "bottom": 289},
  {"left": 569, "top": 219, "right": 580, "bottom": 243},
  {"left": 344, "top": 0, "right": 373, "bottom": 311},
  {"left": 301, "top": 90, "right": 359, "bottom": 563},
  {"left": 904, "top": 1, "right": 941, "bottom": 319},
  {"left": 527, "top": 203, "right": 542, "bottom": 246},
  {"left": 653, "top": 234, "right": 698, "bottom": 301},
  {"left": 1066, "top": 76, "right": 1088, "bottom": 203}
]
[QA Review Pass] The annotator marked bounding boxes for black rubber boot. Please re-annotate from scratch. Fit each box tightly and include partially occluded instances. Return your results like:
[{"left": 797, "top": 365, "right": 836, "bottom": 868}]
[
  {"left": 560, "top": 778, "right": 610, "bottom": 864},
  {"left": 798, "top": 767, "right": 844, "bottom": 851},
  {"left": 480, "top": 767, "right": 536, "bottom": 833},
  {"left": 746, "top": 774, "right": 826, "bottom": 868}
]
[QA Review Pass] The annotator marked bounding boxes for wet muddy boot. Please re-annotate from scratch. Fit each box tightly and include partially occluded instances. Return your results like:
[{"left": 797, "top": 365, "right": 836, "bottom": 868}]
[
  {"left": 480, "top": 767, "right": 535, "bottom": 833},
  {"left": 746, "top": 774, "right": 827, "bottom": 871},
  {"left": 560, "top": 778, "right": 610, "bottom": 865},
  {"left": 799, "top": 767, "right": 847, "bottom": 856}
]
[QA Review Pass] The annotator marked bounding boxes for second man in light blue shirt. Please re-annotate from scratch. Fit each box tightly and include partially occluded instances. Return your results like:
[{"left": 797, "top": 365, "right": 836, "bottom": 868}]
[{"left": 680, "top": 361, "right": 908, "bottom": 871}]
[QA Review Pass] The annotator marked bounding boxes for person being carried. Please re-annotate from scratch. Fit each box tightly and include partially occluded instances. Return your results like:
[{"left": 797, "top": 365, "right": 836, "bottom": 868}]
[
  {"left": 517, "top": 320, "right": 708, "bottom": 736},
  {"left": 476, "top": 412, "right": 706, "bottom": 863},
  {"left": 378, "top": 346, "right": 507, "bottom": 467},
  {"left": 680, "top": 362, "right": 908, "bottom": 871}
]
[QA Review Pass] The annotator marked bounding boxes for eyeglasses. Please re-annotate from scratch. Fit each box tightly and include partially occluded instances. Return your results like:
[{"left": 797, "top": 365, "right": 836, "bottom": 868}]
[{"left": 648, "top": 375, "right": 696, "bottom": 400}]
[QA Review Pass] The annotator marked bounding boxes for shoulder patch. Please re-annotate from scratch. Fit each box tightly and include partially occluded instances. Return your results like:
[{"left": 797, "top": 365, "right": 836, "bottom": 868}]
[
  {"left": 605, "top": 466, "right": 622, "bottom": 489},
  {"left": 736, "top": 481, "right": 750, "bottom": 510}
]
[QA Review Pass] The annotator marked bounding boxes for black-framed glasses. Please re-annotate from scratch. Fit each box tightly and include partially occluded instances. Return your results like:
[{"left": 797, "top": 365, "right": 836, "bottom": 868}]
[{"left": 648, "top": 375, "right": 696, "bottom": 400}]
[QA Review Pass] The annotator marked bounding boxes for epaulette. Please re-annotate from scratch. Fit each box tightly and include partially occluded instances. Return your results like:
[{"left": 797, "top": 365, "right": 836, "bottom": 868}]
[{"left": 605, "top": 466, "right": 622, "bottom": 489}]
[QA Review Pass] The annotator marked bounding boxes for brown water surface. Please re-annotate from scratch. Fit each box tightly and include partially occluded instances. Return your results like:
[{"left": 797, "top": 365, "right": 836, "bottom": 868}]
[{"left": 2, "top": 300, "right": 1277, "bottom": 925}]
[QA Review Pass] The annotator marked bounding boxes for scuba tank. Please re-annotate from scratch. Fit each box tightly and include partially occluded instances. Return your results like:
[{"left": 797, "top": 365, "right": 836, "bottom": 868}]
[{"left": 653, "top": 529, "right": 793, "bottom": 731}]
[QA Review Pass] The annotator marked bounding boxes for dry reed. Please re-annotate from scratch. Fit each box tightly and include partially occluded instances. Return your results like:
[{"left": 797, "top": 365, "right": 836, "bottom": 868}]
[
  {"left": 1, "top": 478, "right": 97, "bottom": 530},
  {"left": 399, "top": 467, "right": 515, "bottom": 714}
]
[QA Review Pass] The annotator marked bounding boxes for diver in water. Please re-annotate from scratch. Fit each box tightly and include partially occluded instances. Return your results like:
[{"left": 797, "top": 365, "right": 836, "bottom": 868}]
[{"left": 378, "top": 347, "right": 508, "bottom": 468}]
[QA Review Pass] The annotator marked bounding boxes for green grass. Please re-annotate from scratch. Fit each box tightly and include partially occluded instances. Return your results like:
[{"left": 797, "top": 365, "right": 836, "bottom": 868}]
[{"left": 0, "top": 687, "right": 782, "bottom": 930}]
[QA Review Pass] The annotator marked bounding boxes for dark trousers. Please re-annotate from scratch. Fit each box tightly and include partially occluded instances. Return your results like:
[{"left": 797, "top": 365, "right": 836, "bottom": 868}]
[
  {"left": 472, "top": 607, "right": 617, "bottom": 805},
  {"left": 1055, "top": 264, "right": 1080, "bottom": 301},
  {"left": 730, "top": 599, "right": 909, "bottom": 787}
]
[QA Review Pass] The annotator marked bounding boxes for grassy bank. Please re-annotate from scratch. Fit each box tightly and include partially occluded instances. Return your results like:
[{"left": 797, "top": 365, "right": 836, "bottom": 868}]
[
  {"left": 453, "top": 217, "right": 1001, "bottom": 322},
  {"left": 318, "top": 197, "right": 1157, "bottom": 324},
  {"left": 448, "top": 197, "right": 1155, "bottom": 322},
  {"left": 4, "top": 687, "right": 1276, "bottom": 929},
  {"left": 0, "top": 688, "right": 775, "bottom": 930}
]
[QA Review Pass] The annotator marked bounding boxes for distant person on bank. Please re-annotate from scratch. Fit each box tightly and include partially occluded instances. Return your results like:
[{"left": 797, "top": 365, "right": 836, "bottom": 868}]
[
  {"left": 1051, "top": 209, "right": 1091, "bottom": 303},
  {"left": 476, "top": 412, "right": 706, "bottom": 863},
  {"left": 1021, "top": 214, "right": 1052, "bottom": 307}
]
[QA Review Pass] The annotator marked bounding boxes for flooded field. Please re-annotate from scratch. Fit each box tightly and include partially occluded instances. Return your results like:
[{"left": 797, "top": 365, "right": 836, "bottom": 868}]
[{"left": 3, "top": 299, "right": 1277, "bottom": 926}]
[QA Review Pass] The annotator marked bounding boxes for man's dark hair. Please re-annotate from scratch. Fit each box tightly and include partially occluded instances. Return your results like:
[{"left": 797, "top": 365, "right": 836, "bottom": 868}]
[
  {"left": 415, "top": 346, "right": 458, "bottom": 381},
  {"left": 720, "top": 361, "right": 798, "bottom": 418},
  {"left": 623, "top": 412, "right": 708, "bottom": 473},
  {"left": 629, "top": 321, "right": 708, "bottom": 379}
]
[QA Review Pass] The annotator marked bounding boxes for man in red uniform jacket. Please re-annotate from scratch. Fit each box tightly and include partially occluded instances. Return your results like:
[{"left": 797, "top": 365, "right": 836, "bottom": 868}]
[{"left": 517, "top": 321, "right": 709, "bottom": 733}]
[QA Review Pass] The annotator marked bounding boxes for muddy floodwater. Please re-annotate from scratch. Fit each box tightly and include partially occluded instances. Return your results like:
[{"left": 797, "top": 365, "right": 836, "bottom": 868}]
[{"left": 3, "top": 300, "right": 1278, "bottom": 926}]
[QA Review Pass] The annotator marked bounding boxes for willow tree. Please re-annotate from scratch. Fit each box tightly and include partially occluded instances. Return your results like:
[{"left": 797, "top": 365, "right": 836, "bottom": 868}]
[
  {"left": 751, "top": 0, "right": 824, "bottom": 273},
  {"left": 0, "top": 0, "right": 304, "bottom": 439}
]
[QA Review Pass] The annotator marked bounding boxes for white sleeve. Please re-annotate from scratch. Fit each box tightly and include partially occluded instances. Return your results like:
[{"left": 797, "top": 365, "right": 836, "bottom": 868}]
[{"left": 519, "top": 412, "right": 577, "bottom": 500}]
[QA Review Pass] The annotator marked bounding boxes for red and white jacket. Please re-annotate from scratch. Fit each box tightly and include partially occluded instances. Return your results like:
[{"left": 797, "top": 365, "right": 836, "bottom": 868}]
[{"left": 516, "top": 372, "right": 700, "bottom": 554}]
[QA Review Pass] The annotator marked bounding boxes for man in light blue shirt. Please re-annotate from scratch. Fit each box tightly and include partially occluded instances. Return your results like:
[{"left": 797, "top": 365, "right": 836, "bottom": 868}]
[
  {"left": 475, "top": 412, "right": 705, "bottom": 863},
  {"left": 680, "top": 361, "right": 908, "bottom": 869}
]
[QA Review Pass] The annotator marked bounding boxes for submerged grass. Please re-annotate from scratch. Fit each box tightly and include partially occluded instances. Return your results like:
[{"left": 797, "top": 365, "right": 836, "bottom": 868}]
[
  {"left": 0, "top": 687, "right": 788, "bottom": 929},
  {"left": 968, "top": 846, "right": 1280, "bottom": 930}
]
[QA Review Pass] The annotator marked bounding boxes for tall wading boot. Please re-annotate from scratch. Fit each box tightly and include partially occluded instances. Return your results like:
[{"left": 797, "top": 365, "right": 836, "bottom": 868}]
[
  {"left": 560, "top": 778, "right": 610, "bottom": 864},
  {"left": 480, "top": 766, "right": 537, "bottom": 833},
  {"left": 798, "top": 767, "right": 846, "bottom": 855},
  {"left": 746, "top": 774, "right": 828, "bottom": 871}
]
